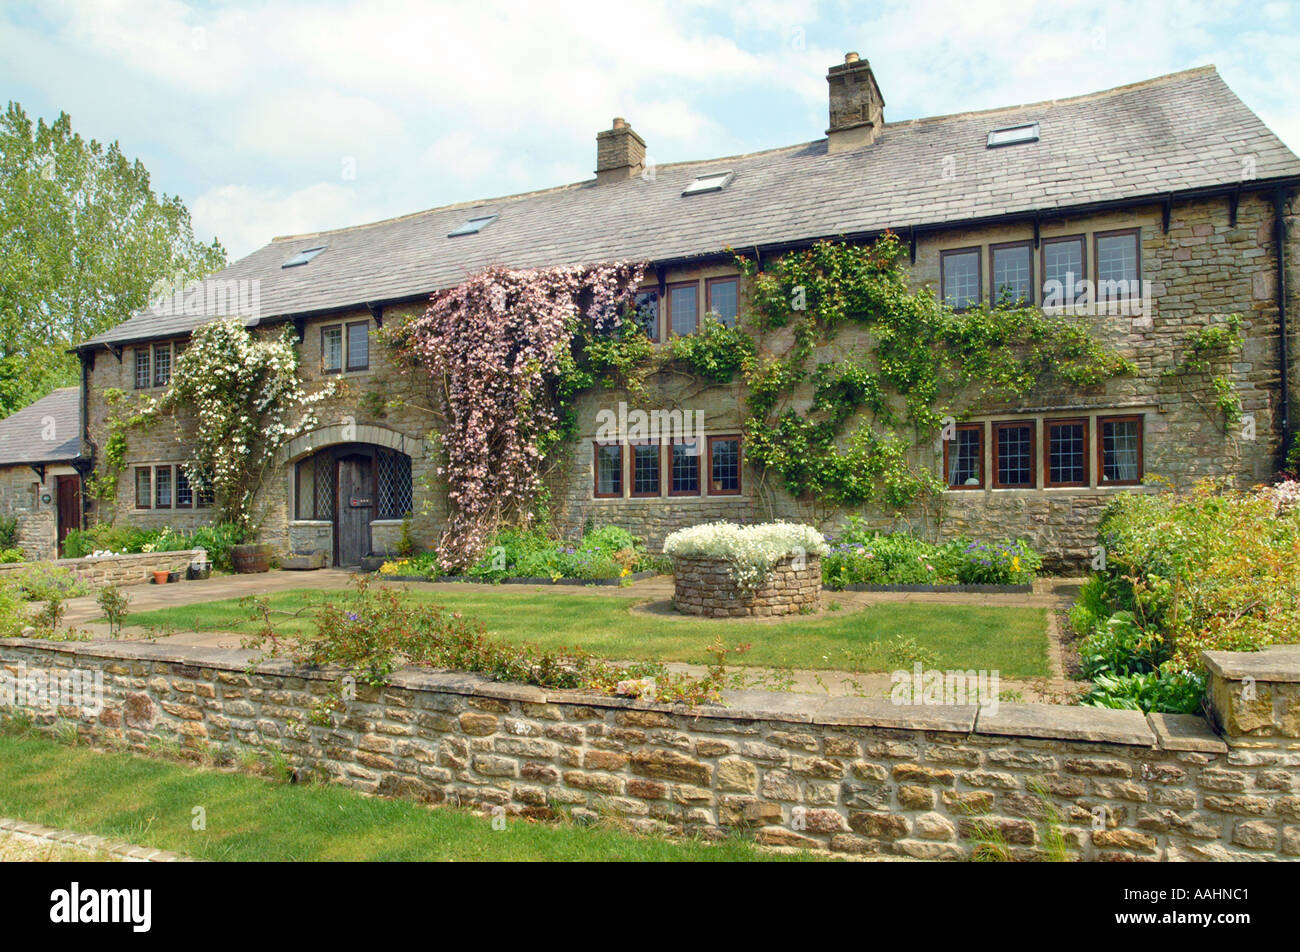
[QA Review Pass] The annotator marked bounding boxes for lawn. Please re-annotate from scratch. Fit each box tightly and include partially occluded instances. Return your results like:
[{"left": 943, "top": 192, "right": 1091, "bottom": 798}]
[
  {"left": 0, "top": 731, "right": 808, "bottom": 862},
  {"left": 122, "top": 587, "right": 1049, "bottom": 677}
]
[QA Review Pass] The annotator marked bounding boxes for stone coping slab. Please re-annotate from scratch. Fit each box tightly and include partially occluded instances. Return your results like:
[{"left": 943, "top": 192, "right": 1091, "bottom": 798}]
[
  {"left": 974, "top": 702, "right": 1157, "bottom": 747},
  {"left": 1146, "top": 712, "right": 1228, "bottom": 754},
  {"left": 0, "top": 635, "right": 1232, "bottom": 750},
  {"left": 1202, "top": 645, "right": 1300, "bottom": 683}
]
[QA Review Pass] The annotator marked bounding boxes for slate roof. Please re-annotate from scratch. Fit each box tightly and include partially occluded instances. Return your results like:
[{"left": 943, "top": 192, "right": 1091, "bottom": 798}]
[
  {"left": 0, "top": 387, "right": 82, "bottom": 467},
  {"left": 82, "top": 65, "right": 1300, "bottom": 350}
]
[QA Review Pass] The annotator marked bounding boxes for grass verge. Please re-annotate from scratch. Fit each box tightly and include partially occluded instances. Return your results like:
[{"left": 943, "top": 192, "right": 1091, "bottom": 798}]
[
  {"left": 120, "top": 588, "right": 1049, "bottom": 677},
  {"left": 0, "top": 730, "right": 810, "bottom": 862}
]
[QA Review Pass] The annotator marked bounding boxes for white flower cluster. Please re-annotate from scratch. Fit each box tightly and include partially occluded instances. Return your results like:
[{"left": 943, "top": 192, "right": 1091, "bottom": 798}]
[{"left": 663, "top": 521, "right": 829, "bottom": 591}]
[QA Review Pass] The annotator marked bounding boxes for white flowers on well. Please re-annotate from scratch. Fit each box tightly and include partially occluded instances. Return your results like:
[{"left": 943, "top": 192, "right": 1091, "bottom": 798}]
[{"left": 663, "top": 521, "right": 828, "bottom": 591}]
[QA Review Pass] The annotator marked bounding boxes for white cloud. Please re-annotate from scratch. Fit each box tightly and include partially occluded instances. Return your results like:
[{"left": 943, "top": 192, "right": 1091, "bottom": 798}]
[
  {"left": 3, "top": 0, "right": 1296, "bottom": 261},
  {"left": 190, "top": 182, "right": 372, "bottom": 261}
]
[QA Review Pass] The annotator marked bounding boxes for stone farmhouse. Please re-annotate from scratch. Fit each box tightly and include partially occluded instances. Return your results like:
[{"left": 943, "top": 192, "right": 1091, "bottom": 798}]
[{"left": 11, "top": 55, "right": 1296, "bottom": 567}]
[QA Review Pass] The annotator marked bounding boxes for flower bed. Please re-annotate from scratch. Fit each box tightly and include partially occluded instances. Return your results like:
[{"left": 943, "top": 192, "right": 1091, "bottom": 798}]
[
  {"left": 1070, "top": 478, "right": 1300, "bottom": 713},
  {"left": 664, "top": 522, "right": 827, "bottom": 617},
  {"left": 821, "top": 518, "right": 1040, "bottom": 589},
  {"left": 379, "top": 525, "right": 668, "bottom": 582}
]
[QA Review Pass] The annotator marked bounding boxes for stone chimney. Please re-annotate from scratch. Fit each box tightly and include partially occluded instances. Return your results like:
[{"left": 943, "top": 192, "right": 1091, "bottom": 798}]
[
  {"left": 826, "top": 52, "right": 885, "bottom": 153},
  {"left": 595, "top": 117, "right": 646, "bottom": 184}
]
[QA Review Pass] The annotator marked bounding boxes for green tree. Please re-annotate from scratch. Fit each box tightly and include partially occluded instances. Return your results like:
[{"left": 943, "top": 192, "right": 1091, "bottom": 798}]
[{"left": 0, "top": 102, "right": 226, "bottom": 414}]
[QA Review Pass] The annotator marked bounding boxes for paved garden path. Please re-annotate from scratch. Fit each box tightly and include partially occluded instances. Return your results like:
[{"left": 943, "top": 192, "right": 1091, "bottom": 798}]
[
  {"left": 60, "top": 570, "right": 1085, "bottom": 703},
  {"left": 0, "top": 817, "right": 192, "bottom": 862}
]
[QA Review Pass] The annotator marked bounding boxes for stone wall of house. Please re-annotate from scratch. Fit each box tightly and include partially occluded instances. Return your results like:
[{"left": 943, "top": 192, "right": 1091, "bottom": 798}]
[
  {"left": 0, "top": 465, "right": 57, "bottom": 560},
  {"left": 82, "top": 304, "right": 446, "bottom": 561},
  {"left": 1, "top": 637, "right": 1296, "bottom": 860},
  {"left": 554, "top": 193, "right": 1297, "bottom": 568},
  {"left": 81, "top": 190, "right": 1297, "bottom": 568},
  {"left": 0, "top": 549, "right": 201, "bottom": 587}
]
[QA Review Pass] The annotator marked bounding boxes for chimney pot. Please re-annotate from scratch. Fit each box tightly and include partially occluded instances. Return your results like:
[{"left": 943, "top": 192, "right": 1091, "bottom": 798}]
[
  {"left": 826, "top": 53, "right": 884, "bottom": 153},
  {"left": 595, "top": 117, "right": 646, "bottom": 184}
]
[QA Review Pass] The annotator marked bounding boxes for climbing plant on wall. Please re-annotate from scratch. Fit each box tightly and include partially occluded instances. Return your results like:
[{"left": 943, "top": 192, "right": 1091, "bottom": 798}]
[
  {"left": 119, "top": 319, "right": 334, "bottom": 532},
  {"left": 387, "top": 262, "right": 645, "bottom": 570},
  {"left": 386, "top": 235, "right": 1137, "bottom": 567},
  {"left": 737, "top": 234, "right": 1137, "bottom": 510}
]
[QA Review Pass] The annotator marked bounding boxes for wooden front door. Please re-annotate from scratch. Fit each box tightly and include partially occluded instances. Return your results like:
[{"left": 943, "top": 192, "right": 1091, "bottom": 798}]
[
  {"left": 55, "top": 475, "right": 80, "bottom": 557},
  {"left": 336, "top": 457, "right": 373, "bottom": 566}
]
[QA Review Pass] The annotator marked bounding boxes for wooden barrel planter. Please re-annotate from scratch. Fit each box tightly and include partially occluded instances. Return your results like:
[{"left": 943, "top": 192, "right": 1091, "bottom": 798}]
[
  {"left": 231, "top": 543, "right": 273, "bottom": 574},
  {"left": 672, "top": 554, "right": 822, "bottom": 618}
]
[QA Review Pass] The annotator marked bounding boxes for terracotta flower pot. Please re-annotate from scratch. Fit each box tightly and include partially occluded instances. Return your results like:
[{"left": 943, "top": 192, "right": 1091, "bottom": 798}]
[{"left": 152, "top": 570, "right": 170, "bottom": 584}]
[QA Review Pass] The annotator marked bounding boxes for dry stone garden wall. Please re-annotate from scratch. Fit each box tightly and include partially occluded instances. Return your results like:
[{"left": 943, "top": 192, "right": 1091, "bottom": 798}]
[
  {"left": 0, "top": 549, "right": 201, "bottom": 587},
  {"left": 672, "top": 554, "right": 822, "bottom": 617},
  {"left": 1, "top": 637, "right": 1297, "bottom": 861}
]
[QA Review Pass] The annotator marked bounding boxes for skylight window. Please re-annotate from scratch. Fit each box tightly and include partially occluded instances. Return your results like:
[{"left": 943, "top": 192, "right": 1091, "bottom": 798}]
[
  {"left": 448, "top": 214, "right": 498, "bottom": 237},
  {"left": 682, "top": 171, "right": 734, "bottom": 196},
  {"left": 282, "top": 246, "right": 327, "bottom": 268},
  {"left": 987, "top": 122, "right": 1040, "bottom": 148}
]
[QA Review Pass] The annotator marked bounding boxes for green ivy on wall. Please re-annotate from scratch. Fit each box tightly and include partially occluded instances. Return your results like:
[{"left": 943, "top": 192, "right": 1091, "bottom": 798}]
[
  {"left": 1162, "top": 313, "right": 1245, "bottom": 434},
  {"left": 736, "top": 234, "right": 1137, "bottom": 509}
]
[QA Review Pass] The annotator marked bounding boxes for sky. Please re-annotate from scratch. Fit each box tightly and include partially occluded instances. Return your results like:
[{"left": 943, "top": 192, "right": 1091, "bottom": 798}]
[{"left": 2, "top": 0, "right": 1297, "bottom": 261}]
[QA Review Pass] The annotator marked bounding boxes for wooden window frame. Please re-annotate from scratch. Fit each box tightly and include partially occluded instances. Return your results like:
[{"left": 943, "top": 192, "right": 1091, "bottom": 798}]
[
  {"left": 989, "top": 240, "right": 1035, "bottom": 307},
  {"left": 1040, "top": 235, "right": 1087, "bottom": 306},
  {"left": 939, "top": 247, "right": 982, "bottom": 312},
  {"left": 629, "top": 441, "right": 662, "bottom": 498},
  {"left": 1044, "top": 417, "right": 1090, "bottom": 488},
  {"left": 1093, "top": 227, "right": 1142, "bottom": 302},
  {"left": 152, "top": 343, "right": 173, "bottom": 388},
  {"left": 134, "top": 348, "right": 151, "bottom": 390},
  {"left": 992, "top": 421, "right": 1037, "bottom": 489},
  {"left": 668, "top": 438, "right": 702, "bottom": 497},
  {"left": 706, "top": 434, "right": 743, "bottom": 496},
  {"left": 345, "top": 320, "right": 370, "bottom": 372},
  {"left": 154, "top": 464, "right": 174, "bottom": 510},
  {"left": 1097, "top": 413, "right": 1144, "bottom": 486},
  {"left": 592, "top": 442, "right": 624, "bottom": 499},
  {"left": 633, "top": 287, "right": 661, "bottom": 342},
  {"left": 705, "top": 276, "right": 739, "bottom": 327},
  {"left": 321, "top": 324, "right": 343, "bottom": 374},
  {"left": 134, "top": 466, "right": 152, "bottom": 509},
  {"left": 943, "top": 422, "right": 985, "bottom": 490},
  {"left": 666, "top": 280, "right": 700, "bottom": 338},
  {"left": 175, "top": 465, "right": 193, "bottom": 509}
]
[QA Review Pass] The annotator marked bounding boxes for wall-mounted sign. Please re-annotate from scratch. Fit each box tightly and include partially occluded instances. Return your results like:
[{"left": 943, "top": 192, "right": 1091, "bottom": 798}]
[
  {"left": 39, "top": 491, "right": 53, "bottom": 507},
  {"left": 349, "top": 496, "right": 373, "bottom": 508}
]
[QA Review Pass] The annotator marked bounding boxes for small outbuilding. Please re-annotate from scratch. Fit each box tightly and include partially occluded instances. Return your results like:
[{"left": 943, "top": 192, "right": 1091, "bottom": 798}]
[{"left": 0, "top": 387, "right": 87, "bottom": 559}]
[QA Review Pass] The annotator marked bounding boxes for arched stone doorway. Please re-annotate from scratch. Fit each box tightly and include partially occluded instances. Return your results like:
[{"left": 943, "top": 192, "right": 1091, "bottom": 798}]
[{"left": 291, "top": 442, "right": 413, "bottom": 566}]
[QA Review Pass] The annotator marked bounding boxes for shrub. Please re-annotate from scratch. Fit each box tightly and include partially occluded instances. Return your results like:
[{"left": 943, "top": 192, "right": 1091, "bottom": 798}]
[
  {"left": 58, "top": 522, "right": 249, "bottom": 572},
  {"left": 0, "top": 514, "right": 17, "bottom": 550},
  {"left": 1073, "top": 478, "right": 1300, "bottom": 713},
  {"left": 0, "top": 547, "right": 23, "bottom": 564},
  {"left": 821, "top": 519, "right": 1040, "bottom": 588},
  {"left": 96, "top": 584, "right": 131, "bottom": 637},
  {"left": 384, "top": 525, "right": 661, "bottom": 581},
  {"left": 243, "top": 578, "right": 738, "bottom": 718}
]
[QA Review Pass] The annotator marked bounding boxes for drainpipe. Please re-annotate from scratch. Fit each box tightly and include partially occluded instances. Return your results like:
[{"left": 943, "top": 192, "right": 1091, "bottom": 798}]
[
  {"left": 1276, "top": 188, "right": 1292, "bottom": 469},
  {"left": 78, "top": 349, "right": 92, "bottom": 531}
]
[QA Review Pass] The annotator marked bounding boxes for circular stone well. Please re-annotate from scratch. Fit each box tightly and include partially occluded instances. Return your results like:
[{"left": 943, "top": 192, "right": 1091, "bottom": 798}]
[{"left": 672, "top": 554, "right": 822, "bottom": 618}]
